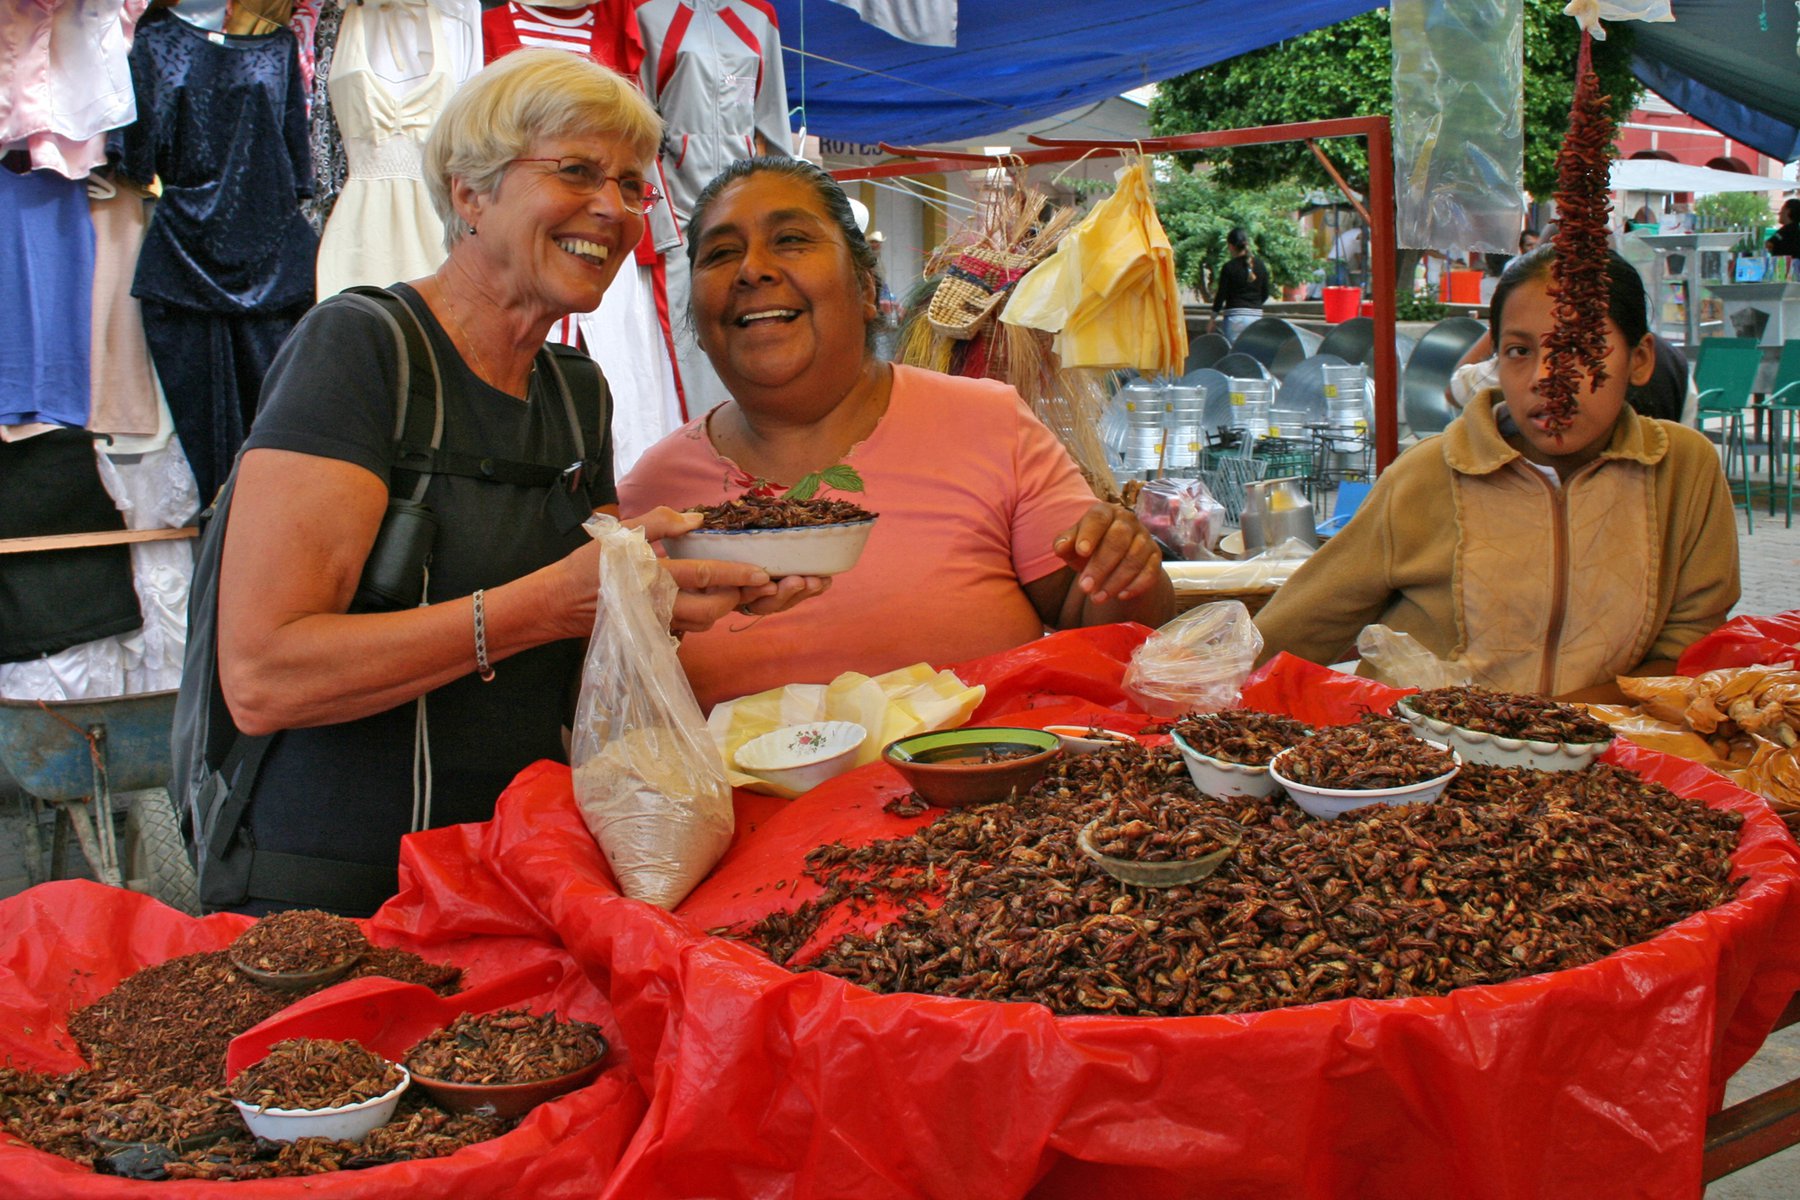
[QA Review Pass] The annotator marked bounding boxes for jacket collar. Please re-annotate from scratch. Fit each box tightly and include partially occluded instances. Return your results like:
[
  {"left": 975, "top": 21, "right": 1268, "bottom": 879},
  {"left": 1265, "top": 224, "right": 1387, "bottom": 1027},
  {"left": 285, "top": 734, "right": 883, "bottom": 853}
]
[{"left": 1442, "top": 389, "right": 1669, "bottom": 476}]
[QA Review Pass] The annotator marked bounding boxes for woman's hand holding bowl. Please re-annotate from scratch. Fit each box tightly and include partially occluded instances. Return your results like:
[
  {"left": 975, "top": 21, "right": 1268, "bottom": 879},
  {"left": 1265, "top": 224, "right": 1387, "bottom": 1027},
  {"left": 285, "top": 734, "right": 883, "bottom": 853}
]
[{"left": 630, "top": 508, "right": 828, "bottom": 632}]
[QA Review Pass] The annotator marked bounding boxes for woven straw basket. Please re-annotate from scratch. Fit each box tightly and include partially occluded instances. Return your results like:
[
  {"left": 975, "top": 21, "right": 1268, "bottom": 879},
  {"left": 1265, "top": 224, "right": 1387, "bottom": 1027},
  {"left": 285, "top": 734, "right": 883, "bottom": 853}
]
[{"left": 927, "top": 248, "right": 1037, "bottom": 340}]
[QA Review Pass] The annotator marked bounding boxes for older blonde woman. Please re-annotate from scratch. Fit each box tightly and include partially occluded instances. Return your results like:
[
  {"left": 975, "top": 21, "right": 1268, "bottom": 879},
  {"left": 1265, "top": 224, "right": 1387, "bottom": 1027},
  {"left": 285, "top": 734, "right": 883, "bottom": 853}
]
[{"left": 206, "top": 52, "right": 819, "bottom": 915}]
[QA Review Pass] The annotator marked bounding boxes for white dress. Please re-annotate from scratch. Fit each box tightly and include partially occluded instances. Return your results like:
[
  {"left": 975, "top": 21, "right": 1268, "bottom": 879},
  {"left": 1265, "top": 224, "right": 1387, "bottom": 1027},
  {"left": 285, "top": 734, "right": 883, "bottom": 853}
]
[{"left": 314, "top": 0, "right": 461, "bottom": 299}]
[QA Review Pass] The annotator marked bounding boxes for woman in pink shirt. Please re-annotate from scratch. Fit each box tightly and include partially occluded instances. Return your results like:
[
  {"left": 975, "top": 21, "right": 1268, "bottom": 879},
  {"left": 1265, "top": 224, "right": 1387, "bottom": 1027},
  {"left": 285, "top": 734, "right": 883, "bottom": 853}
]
[{"left": 619, "top": 157, "right": 1173, "bottom": 711}]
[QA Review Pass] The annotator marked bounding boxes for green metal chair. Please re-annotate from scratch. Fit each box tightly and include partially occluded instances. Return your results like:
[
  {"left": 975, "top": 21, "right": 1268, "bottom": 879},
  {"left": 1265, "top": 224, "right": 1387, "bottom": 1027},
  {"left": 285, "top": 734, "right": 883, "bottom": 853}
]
[
  {"left": 1763, "top": 339, "right": 1800, "bottom": 527},
  {"left": 1693, "top": 336, "right": 1763, "bottom": 531}
]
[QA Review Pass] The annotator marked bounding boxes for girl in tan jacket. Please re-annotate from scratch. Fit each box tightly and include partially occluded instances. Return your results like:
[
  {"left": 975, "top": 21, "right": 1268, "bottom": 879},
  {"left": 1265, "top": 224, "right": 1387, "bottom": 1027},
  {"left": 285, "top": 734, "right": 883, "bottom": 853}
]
[{"left": 1255, "top": 246, "right": 1740, "bottom": 697}]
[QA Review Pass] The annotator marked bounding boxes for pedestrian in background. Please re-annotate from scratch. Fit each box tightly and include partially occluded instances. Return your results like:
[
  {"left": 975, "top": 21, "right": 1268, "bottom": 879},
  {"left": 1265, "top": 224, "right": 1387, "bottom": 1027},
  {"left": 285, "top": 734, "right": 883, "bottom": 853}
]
[{"left": 1209, "top": 227, "right": 1269, "bottom": 345}]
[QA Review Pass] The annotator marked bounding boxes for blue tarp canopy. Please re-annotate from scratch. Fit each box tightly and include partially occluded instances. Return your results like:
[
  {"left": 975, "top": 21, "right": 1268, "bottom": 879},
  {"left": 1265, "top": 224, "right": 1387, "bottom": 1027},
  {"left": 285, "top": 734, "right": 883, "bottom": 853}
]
[
  {"left": 769, "top": 0, "right": 1382, "bottom": 145},
  {"left": 1632, "top": 0, "right": 1800, "bottom": 162},
  {"left": 770, "top": 0, "right": 1799, "bottom": 163}
]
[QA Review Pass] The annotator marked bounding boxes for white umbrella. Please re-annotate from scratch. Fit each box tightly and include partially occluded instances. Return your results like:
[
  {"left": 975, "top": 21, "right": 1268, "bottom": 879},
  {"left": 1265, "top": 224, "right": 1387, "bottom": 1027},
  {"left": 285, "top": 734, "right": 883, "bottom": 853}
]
[{"left": 1610, "top": 159, "right": 1792, "bottom": 194}]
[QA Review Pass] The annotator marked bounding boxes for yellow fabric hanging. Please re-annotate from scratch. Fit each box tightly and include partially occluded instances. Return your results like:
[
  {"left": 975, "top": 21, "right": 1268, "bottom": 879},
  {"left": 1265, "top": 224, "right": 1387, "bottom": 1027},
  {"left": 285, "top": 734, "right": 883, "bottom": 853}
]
[{"left": 999, "top": 160, "right": 1188, "bottom": 376}]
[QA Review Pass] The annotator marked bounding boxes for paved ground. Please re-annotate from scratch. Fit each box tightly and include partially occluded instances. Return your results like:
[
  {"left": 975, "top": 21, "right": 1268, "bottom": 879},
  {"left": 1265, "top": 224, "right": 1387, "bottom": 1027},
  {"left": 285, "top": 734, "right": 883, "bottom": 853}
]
[{"left": 0, "top": 478, "right": 1795, "bottom": 1191}]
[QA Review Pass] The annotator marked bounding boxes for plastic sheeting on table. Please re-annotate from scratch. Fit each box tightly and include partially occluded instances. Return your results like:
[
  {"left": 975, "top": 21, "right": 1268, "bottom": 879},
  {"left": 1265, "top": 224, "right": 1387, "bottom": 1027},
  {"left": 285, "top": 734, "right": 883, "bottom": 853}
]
[
  {"left": 1678, "top": 610, "right": 1800, "bottom": 674},
  {"left": 0, "top": 818, "right": 649, "bottom": 1198},
  {"left": 369, "top": 642, "right": 1800, "bottom": 1198},
  {"left": 13, "top": 634, "right": 1796, "bottom": 1198}
]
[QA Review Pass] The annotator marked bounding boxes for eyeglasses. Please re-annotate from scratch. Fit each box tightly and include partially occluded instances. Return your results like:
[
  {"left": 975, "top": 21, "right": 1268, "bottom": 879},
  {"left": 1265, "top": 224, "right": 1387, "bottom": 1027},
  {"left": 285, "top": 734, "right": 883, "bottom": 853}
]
[{"left": 510, "top": 157, "right": 662, "bottom": 214}]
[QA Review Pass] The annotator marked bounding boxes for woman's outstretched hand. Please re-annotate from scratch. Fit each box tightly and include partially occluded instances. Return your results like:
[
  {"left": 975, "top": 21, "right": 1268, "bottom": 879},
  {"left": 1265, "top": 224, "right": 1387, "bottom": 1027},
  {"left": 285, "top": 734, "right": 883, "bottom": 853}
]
[
  {"left": 630, "top": 508, "right": 829, "bottom": 632},
  {"left": 1053, "top": 502, "right": 1164, "bottom": 605}
]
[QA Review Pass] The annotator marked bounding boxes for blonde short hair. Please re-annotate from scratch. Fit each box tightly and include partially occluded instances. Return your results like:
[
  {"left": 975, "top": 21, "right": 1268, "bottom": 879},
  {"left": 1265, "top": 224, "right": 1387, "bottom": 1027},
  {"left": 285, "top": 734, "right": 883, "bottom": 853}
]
[{"left": 424, "top": 50, "right": 663, "bottom": 253}]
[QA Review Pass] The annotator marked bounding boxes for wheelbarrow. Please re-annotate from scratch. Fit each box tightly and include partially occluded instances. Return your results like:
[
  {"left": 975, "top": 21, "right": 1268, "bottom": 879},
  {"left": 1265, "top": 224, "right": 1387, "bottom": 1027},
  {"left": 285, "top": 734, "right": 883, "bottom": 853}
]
[{"left": 0, "top": 690, "right": 199, "bottom": 914}]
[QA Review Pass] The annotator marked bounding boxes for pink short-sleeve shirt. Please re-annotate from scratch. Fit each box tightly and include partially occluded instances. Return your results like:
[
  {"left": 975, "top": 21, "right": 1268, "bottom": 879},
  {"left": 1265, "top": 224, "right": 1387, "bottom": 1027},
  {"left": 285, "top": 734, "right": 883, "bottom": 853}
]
[{"left": 618, "top": 364, "right": 1097, "bottom": 711}]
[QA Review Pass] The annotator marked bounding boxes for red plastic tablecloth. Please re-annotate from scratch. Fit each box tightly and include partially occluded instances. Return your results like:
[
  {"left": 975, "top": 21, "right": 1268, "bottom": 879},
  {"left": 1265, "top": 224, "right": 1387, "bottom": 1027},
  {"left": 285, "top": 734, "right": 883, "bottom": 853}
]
[
  {"left": 0, "top": 819, "right": 648, "bottom": 1199},
  {"left": 5, "top": 633, "right": 1799, "bottom": 1198},
  {"left": 1678, "top": 610, "right": 1800, "bottom": 673},
  {"left": 516, "top": 641, "right": 1800, "bottom": 1198}
]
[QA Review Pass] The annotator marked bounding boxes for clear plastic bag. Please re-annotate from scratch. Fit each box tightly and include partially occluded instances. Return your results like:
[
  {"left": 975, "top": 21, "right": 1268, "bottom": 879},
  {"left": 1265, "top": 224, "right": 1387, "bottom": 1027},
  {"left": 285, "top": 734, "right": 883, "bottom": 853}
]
[
  {"left": 570, "top": 515, "right": 733, "bottom": 909},
  {"left": 1354, "top": 624, "right": 1474, "bottom": 690},
  {"left": 1391, "top": 0, "right": 1527, "bottom": 255},
  {"left": 1135, "top": 477, "right": 1225, "bottom": 561},
  {"left": 1124, "top": 600, "right": 1263, "bottom": 716}
]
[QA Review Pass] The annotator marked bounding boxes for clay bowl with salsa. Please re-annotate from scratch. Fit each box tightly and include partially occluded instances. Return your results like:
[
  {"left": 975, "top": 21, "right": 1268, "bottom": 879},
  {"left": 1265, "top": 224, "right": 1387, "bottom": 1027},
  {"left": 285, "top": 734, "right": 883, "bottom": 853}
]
[{"left": 882, "top": 727, "right": 1062, "bottom": 809}]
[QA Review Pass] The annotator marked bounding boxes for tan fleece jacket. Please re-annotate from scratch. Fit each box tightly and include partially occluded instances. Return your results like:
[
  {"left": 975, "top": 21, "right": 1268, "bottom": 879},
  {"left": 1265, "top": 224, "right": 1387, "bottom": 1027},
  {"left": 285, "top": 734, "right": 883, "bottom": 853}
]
[{"left": 1254, "top": 393, "right": 1740, "bottom": 694}]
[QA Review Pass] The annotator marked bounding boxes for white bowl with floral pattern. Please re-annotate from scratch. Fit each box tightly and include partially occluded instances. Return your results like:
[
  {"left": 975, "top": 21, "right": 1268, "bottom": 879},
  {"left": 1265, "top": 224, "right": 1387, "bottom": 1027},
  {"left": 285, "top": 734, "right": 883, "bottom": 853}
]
[{"left": 734, "top": 721, "right": 869, "bottom": 796}]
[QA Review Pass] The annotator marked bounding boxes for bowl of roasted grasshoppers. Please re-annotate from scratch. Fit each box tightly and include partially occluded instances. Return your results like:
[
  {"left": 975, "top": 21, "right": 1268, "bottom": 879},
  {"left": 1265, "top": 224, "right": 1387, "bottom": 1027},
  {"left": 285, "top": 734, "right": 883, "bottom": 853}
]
[
  {"left": 667, "top": 487, "right": 878, "bottom": 578},
  {"left": 1168, "top": 710, "right": 1316, "bottom": 799},
  {"left": 403, "top": 1009, "right": 609, "bottom": 1120},
  {"left": 229, "top": 1039, "right": 410, "bottom": 1143},
  {"left": 1395, "top": 686, "right": 1613, "bottom": 771},
  {"left": 1270, "top": 718, "right": 1460, "bottom": 821}
]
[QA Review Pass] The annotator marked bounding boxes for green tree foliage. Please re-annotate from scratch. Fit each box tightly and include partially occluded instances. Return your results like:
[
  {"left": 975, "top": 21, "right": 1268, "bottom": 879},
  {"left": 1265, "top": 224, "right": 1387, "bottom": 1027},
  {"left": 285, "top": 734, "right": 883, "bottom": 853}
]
[
  {"left": 1695, "top": 191, "right": 1780, "bottom": 229},
  {"left": 1149, "top": 2, "right": 1640, "bottom": 198},
  {"left": 1696, "top": 191, "right": 1782, "bottom": 252},
  {"left": 1154, "top": 169, "right": 1318, "bottom": 299}
]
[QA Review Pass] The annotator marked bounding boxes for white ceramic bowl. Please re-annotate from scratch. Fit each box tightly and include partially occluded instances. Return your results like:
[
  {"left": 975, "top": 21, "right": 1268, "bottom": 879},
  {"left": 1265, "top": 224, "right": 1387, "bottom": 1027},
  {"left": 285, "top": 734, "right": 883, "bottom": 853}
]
[
  {"left": 233, "top": 1065, "right": 410, "bottom": 1144},
  {"left": 1043, "top": 725, "right": 1138, "bottom": 754},
  {"left": 734, "top": 721, "right": 868, "bottom": 796},
  {"left": 665, "top": 520, "right": 876, "bottom": 577},
  {"left": 1269, "top": 747, "right": 1461, "bottom": 821},
  {"left": 1393, "top": 696, "right": 1613, "bottom": 771},
  {"left": 1170, "top": 731, "right": 1280, "bottom": 799}
]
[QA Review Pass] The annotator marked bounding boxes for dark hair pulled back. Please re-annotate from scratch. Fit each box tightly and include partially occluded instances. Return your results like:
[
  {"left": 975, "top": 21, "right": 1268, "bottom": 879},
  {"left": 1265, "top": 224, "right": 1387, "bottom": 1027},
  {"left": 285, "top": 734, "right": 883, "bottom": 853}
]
[
  {"left": 1488, "top": 244, "right": 1650, "bottom": 348},
  {"left": 682, "top": 157, "right": 883, "bottom": 348}
]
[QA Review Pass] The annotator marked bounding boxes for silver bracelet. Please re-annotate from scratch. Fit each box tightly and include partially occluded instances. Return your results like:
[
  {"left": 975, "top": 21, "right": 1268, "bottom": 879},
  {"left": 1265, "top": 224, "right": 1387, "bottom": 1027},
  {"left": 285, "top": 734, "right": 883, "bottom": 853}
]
[{"left": 472, "top": 588, "right": 495, "bottom": 682}]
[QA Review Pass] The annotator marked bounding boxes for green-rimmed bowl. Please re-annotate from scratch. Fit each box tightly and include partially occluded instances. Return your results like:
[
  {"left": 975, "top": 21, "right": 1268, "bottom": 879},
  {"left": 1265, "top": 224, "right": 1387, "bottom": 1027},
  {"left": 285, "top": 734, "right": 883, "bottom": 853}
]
[{"left": 881, "top": 727, "right": 1062, "bottom": 809}]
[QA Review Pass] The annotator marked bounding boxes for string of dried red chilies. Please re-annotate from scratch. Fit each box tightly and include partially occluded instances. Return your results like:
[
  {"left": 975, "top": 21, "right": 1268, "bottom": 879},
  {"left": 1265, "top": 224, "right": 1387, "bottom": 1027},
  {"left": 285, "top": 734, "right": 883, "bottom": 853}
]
[{"left": 1539, "top": 30, "right": 1617, "bottom": 434}]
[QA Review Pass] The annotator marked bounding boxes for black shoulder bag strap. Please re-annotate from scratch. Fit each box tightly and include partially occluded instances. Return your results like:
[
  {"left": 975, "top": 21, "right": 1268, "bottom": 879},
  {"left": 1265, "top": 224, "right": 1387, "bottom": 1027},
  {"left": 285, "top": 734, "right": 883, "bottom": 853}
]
[{"left": 192, "top": 288, "right": 439, "bottom": 912}]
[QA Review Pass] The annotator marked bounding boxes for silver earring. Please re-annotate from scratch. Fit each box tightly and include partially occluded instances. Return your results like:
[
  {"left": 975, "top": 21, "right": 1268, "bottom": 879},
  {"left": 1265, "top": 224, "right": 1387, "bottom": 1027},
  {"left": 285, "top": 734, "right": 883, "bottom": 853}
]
[{"left": 468, "top": 221, "right": 477, "bottom": 237}]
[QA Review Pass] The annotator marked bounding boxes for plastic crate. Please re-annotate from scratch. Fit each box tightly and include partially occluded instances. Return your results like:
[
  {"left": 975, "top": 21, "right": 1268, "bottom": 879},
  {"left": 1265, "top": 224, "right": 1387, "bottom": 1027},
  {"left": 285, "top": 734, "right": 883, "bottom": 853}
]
[{"left": 1197, "top": 449, "right": 1267, "bottom": 521}]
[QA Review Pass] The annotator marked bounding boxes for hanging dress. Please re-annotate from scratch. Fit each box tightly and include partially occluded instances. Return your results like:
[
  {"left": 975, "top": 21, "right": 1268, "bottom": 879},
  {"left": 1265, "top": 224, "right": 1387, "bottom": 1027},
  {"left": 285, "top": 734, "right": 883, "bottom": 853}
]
[
  {"left": 122, "top": 9, "right": 318, "bottom": 503},
  {"left": 634, "top": 0, "right": 793, "bottom": 415},
  {"left": 314, "top": 0, "right": 455, "bottom": 298}
]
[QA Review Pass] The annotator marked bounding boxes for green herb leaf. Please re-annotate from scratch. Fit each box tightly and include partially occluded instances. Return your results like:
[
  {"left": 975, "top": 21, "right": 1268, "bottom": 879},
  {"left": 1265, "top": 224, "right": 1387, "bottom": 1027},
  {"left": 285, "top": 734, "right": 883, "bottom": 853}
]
[
  {"left": 782, "top": 464, "right": 863, "bottom": 501},
  {"left": 819, "top": 465, "right": 866, "bottom": 494}
]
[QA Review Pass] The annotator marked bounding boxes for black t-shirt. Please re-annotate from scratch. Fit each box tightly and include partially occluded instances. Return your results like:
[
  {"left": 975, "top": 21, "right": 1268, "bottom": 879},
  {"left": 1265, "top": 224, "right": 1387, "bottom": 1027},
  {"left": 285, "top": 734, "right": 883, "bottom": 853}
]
[
  {"left": 238, "top": 284, "right": 615, "bottom": 884},
  {"left": 1213, "top": 254, "right": 1270, "bottom": 313},
  {"left": 1768, "top": 223, "right": 1800, "bottom": 257}
]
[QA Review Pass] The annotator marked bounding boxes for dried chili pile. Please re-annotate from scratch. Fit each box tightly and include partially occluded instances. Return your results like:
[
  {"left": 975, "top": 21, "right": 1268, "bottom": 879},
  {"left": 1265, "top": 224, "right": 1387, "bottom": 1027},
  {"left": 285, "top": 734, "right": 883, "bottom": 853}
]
[
  {"left": 230, "top": 1038, "right": 403, "bottom": 1111},
  {"left": 731, "top": 742, "right": 1741, "bottom": 1017},
  {"left": 691, "top": 494, "right": 876, "bottom": 530},
  {"left": 1539, "top": 31, "right": 1618, "bottom": 434},
  {"left": 1172, "top": 710, "right": 1314, "bottom": 765},
  {"left": 406, "top": 1009, "right": 606, "bottom": 1085},
  {"left": 1087, "top": 789, "right": 1240, "bottom": 863},
  {"left": 228, "top": 909, "right": 368, "bottom": 975},
  {"left": 1278, "top": 717, "right": 1457, "bottom": 789},
  {"left": 1405, "top": 685, "right": 1613, "bottom": 744}
]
